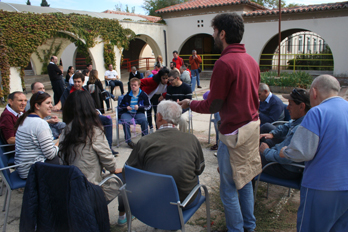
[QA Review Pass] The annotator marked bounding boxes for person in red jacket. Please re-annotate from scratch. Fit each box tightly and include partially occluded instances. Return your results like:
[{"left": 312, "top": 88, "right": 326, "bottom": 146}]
[
  {"left": 189, "top": 50, "right": 202, "bottom": 88},
  {"left": 172, "top": 51, "right": 184, "bottom": 70},
  {"left": 140, "top": 67, "right": 170, "bottom": 131},
  {"left": 179, "top": 13, "right": 261, "bottom": 232}
]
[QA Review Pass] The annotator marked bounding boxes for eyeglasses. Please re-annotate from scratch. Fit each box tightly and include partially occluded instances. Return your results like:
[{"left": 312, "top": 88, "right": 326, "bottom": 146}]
[
  {"left": 34, "top": 91, "right": 45, "bottom": 101},
  {"left": 168, "top": 78, "right": 175, "bottom": 82}
]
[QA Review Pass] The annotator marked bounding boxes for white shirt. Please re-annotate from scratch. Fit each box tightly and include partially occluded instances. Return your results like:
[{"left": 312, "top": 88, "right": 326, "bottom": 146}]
[{"left": 104, "top": 70, "right": 119, "bottom": 84}]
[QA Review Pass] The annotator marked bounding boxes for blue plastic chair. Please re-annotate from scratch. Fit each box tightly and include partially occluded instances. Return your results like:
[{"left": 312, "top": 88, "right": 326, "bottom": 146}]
[
  {"left": 0, "top": 152, "right": 35, "bottom": 232},
  {"left": 254, "top": 162, "right": 305, "bottom": 201},
  {"left": 121, "top": 165, "right": 211, "bottom": 232}
]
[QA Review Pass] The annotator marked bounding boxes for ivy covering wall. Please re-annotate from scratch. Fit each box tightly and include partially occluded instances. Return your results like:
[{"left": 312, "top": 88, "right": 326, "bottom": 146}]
[{"left": 0, "top": 10, "right": 135, "bottom": 98}]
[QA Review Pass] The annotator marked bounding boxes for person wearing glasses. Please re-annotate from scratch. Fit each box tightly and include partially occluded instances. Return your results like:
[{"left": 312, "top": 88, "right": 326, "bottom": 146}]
[
  {"left": 258, "top": 83, "right": 285, "bottom": 125},
  {"left": 280, "top": 75, "right": 348, "bottom": 231},
  {"left": 259, "top": 88, "right": 310, "bottom": 180},
  {"left": 165, "top": 70, "right": 192, "bottom": 132},
  {"left": 14, "top": 91, "right": 59, "bottom": 179}
]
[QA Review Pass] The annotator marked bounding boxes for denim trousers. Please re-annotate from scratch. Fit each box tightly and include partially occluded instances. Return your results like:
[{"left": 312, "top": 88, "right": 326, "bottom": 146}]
[
  {"left": 191, "top": 69, "right": 200, "bottom": 86},
  {"left": 218, "top": 141, "right": 256, "bottom": 232},
  {"left": 213, "top": 112, "right": 221, "bottom": 143},
  {"left": 120, "top": 112, "right": 148, "bottom": 143},
  {"left": 99, "top": 115, "right": 113, "bottom": 149}
]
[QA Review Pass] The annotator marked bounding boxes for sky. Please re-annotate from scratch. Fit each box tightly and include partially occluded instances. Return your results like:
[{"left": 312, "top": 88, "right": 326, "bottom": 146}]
[{"left": 1, "top": 0, "right": 343, "bottom": 15}]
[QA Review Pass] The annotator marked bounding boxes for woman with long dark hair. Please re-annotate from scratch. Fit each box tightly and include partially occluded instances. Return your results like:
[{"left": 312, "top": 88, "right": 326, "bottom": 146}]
[
  {"left": 65, "top": 66, "right": 74, "bottom": 86},
  {"left": 14, "top": 92, "right": 59, "bottom": 179},
  {"left": 59, "top": 90, "right": 122, "bottom": 202}
]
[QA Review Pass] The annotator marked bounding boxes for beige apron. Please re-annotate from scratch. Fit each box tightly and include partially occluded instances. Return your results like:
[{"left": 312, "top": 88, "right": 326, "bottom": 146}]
[{"left": 219, "top": 119, "right": 262, "bottom": 190}]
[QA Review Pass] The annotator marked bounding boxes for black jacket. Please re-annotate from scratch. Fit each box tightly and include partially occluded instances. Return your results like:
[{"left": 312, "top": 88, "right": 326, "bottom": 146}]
[
  {"left": 20, "top": 162, "right": 110, "bottom": 232},
  {"left": 47, "top": 63, "right": 62, "bottom": 82}
]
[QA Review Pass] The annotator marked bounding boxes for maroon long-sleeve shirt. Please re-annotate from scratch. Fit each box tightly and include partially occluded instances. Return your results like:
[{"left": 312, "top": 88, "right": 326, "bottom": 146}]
[{"left": 190, "top": 44, "right": 260, "bottom": 134}]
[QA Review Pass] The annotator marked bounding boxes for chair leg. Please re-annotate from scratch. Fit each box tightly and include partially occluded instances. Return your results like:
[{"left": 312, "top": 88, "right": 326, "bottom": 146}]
[
  {"left": 288, "top": 188, "right": 291, "bottom": 197},
  {"left": 203, "top": 185, "right": 211, "bottom": 232},
  {"left": 2, "top": 188, "right": 8, "bottom": 212},
  {"left": 208, "top": 114, "right": 212, "bottom": 144},
  {"left": 0, "top": 181, "right": 4, "bottom": 196},
  {"left": 116, "top": 122, "right": 120, "bottom": 147},
  {"left": 120, "top": 186, "right": 132, "bottom": 232},
  {"left": 3, "top": 190, "right": 11, "bottom": 232}
]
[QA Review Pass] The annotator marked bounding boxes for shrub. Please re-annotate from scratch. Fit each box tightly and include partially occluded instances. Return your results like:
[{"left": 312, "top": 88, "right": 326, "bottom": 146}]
[{"left": 261, "top": 71, "right": 313, "bottom": 89}]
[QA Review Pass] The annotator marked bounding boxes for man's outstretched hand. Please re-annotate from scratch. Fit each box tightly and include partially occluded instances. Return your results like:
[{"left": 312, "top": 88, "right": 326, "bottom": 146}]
[{"left": 178, "top": 99, "right": 190, "bottom": 110}]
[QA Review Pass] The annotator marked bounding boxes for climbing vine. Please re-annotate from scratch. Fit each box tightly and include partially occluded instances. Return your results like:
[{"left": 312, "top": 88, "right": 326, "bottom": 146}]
[
  {"left": 35, "top": 38, "right": 62, "bottom": 74},
  {"left": 0, "top": 10, "right": 136, "bottom": 98},
  {"left": 104, "top": 43, "right": 116, "bottom": 69}
]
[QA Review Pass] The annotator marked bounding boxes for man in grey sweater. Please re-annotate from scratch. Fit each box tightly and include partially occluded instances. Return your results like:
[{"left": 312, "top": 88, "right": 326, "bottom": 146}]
[{"left": 126, "top": 100, "right": 205, "bottom": 207}]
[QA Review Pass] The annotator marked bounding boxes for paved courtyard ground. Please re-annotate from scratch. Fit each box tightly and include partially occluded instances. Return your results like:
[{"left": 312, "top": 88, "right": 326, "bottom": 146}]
[{"left": 0, "top": 79, "right": 347, "bottom": 231}]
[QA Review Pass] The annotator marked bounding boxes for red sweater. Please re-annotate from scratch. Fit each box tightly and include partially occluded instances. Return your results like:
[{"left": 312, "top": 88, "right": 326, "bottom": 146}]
[
  {"left": 190, "top": 44, "right": 260, "bottom": 134},
  {"left": 0, "top": 108, "right": 18, "bottom": 141},
  {"left": 172, "top": 56, "right": 183, "bottom": 70}
]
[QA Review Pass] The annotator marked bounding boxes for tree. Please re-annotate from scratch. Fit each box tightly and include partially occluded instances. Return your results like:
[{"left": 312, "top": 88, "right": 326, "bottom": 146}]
[
  {"left": 40, "top": 0, "right": 50, "bottom": 7},
  {"left": 26, "top": 0, "right": 31, "bottom": 5},
  {"left": 286, "top": 3, "right": 304, "bottom": 8},
  {"left": 143, "top": 0, "right": 188, "bottom": 16},
  {"left": 115, "top": 2, "right": 135, "bottom": 13},
  {"left": 251, "top": 0, "right": 285, "bottom": 9}
]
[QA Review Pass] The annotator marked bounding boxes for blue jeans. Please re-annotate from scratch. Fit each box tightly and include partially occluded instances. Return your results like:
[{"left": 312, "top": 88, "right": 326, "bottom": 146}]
[
  {"left": 213, "top": 112, "right": 220, "bottom": 143},
  {"left": 99, "top": 115, "right": 113, "bottom": 149},
  {"left": 120, "top": 112, "right": 148, "bottom": 143},
  {"left": 191, "top": 69, "right": 200, "bottom": 86},
  {"left": 218, "top": 141, "right": 256, "bottom": 232},
  {"left": 191, "top": 76, "right": 197, "bottom": 93}
]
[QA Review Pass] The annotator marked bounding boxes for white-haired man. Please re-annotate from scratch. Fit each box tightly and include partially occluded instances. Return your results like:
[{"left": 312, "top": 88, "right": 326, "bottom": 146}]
[
  {"left": 126, "top": 100, "right": 205, "bottom": 208},
  {"left": 280, "top": 75, "right": 348, "bottom": 231}
]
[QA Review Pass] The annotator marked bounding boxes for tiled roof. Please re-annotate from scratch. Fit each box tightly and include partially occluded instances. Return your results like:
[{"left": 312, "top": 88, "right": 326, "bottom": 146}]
[
  {"left": 102, "top": 10, "right": 162, "bottom": 22},
  {"left": 156, "top": 0, "right": 267, "bottom": 14},
  {"left": 243, "top": 1, "right": 348, "bottom": 17}
]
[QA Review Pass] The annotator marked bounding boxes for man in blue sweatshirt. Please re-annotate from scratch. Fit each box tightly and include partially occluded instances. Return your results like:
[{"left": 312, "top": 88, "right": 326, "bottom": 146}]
[{"left": 259, "top": 83, "right": 284, "bottom": 125}]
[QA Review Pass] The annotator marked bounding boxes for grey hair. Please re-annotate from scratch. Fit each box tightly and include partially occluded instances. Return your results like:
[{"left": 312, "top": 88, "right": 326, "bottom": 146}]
[
  {"left": 168, "top": 70, "right": 180, "bottom": 78},
  {"left": 192, "top": 50, "right": 197, "bottom": 53},
  {"left": 131, "top": 66, "right": 136, "bottom": 70},
  {"left": 259, "top": 83, "right": 270, "bottom": 92},
  {"left": 157, "top": 100, "right": 182, "bottom": 125},
  {"left": 145, "top": 70, "right": 151, "bottom": 75},
  {"left": 311, "top": 75, "right": 340, "bottom": 95}
]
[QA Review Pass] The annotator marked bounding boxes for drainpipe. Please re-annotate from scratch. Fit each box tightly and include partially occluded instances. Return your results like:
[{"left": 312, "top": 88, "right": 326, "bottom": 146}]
[
  {"left": 163, "top": 30, "right": 168, "bottom": 66},
  {"left": 278, "top": 0, "right": 282, "bottom": 77}
]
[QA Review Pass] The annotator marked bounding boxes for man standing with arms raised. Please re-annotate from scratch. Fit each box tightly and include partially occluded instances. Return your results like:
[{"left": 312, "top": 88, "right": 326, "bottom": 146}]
[{"left": 180, "top": 13, "right": 261, "bottom": 232}]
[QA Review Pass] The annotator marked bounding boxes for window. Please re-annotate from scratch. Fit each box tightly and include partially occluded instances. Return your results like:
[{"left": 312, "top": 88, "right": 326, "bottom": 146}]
[
  {"left": 319, "top": 40, "right": 322, "bottom": 52},
  {"left": 313, "top": 38, "right": 317, "bottom": 52},
  {"left": 298, "top": 36, "right": 303, "bottom": 52},
  {"left": 307, "top": 37, "right": 311, "bottom": 53},
  {"left": 287, "top": 37, "right": 292, "bottom": 53}
]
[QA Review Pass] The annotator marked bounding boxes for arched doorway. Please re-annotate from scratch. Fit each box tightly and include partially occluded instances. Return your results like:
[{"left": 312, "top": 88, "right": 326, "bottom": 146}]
[
  {"left": 260, "top": 29, "right": 334, "bottom": 72},
  {"left": 179, "top": 33, "right": 220, "bottom": 71}
]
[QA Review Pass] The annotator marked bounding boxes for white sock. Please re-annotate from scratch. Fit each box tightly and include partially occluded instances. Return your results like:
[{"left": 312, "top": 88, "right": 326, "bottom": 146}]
[{"left": 119, "top": 214, "right": 126, "bottom": 220}]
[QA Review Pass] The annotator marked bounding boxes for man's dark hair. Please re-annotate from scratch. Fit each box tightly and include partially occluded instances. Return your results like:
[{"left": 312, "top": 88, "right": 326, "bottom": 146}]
[
  {"left": 82, "top": 69, "right": 89, "bottom": 76},
  {"left": 173, "top": 50, "right": 178, "bottom": 54},
  {"left": 86, "top": 64, "right": 92, "bottom": 68},
  {"left": 50, "top": 56, "right": 54, "bottom": 61},
  {"left": 170, "top": 61, "right": 176, "bottom": 67},
  {"left": 73, "top": 72, "right": 85, "bottom": 82},
  {"left": 31, "top": 82, "right": 40, "bottom": 91},
  {"left": 8, "top": 91, "right": 23, "bottom": 101},
  {"left": 211, "top": 13, "right": 244, "bottom": 44},
  {"left": 168, "top": 70, "right": 180, "bottom": 79}
]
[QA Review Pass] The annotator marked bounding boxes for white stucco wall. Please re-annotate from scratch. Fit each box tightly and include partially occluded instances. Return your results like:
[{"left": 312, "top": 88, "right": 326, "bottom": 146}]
[
  {"left": 9, "top": 67, "right": 23, "bottom": 92},
  {"left": 243, "top": 16, "right": 348, "bottom": 76},
  {"left": 61, "top": 43, "right": 77, "bottom": 69}
]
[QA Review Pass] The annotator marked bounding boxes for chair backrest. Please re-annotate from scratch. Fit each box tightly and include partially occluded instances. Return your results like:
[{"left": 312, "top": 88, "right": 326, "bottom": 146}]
[
  {"left": 124, "top": 165, "right": 183, "bottom": 230},
  {"left": 140, "top": 73, "right": 144, "bottom": 79},
  {"left": 0, "top": 151, "right": 11, "bottom": 186},
  {"left": 117, "top": 95, "right": 124, "bottom": 106},
  {"left": 283, "top": 104, "right": 291, "bottom": 121}
]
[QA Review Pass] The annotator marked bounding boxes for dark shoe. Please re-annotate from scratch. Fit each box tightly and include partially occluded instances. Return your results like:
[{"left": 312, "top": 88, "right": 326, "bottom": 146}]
[
  {"left": 111, "top": 149, "right": 119, "bottom": 156},
  {"left": 210, "top": 144, "right": 218, "bottom": 150},
  {"left": 112, "top": 96, "right": 116, "bottom": 101},
  {"left": 128, "top": 141, "right": 136, "bottom": 149},
  {"left": 107, "top": 108, "right": 112, "bottom": 111},
  {"left": 197, "top": 85, "right": 202, "bottom": 88}
]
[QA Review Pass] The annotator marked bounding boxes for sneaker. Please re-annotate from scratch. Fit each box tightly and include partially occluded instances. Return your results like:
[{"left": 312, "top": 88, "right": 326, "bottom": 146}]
[
  {"left": 111, "top": 149, "right": 119, "bottom": 156},
  {"left": 197, "top": 85, "right": 202, "bottom": 88},
  {"left": 210, "top": 144, "right": 218, "bottom": 150},
  {"left": 128, "top": 141, "right": 136, "bottom": 149},
  {"left": 117, "top": 216, "right": 135, "bottom": 227},
  {"left": 214, "top": 153, "right": 217, "bottom": 157},
  {"left": 149, "top": 128, "right": 154, "bottom": 134}
]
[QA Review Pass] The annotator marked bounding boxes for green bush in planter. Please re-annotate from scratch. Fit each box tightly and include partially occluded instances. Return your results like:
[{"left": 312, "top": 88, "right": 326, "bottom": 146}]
[{"left": 261, "top": 71, "right": 313, "bottom": 89}]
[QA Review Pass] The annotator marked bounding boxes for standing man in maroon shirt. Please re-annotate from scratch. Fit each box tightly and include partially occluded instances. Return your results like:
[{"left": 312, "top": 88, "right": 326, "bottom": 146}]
[{"left": 180, "top": 13, "right": 261, "bottom": 232}]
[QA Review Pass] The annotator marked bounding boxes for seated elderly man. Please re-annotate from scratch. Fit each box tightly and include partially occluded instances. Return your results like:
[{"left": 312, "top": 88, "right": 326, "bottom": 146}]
[
  {"left": 52, "top": 73, "right": 118, "bottom": 155},
  {"left": 259, "top": 88, "right": 310, "bottom": 179},
  {"left": 126, "top": 100, "right": 205, "bottom": 207},
  {"left": 25, "top": 82, "right": 66, "bottom": 138},
  {"left": 0, "top": 91, "right": 27, "bottom": 145},
  {"left": 165, "top": 70, "right": 192, "bottom": 132},
  {"left": 259, "top": 83, "right": 285, "bottom": 125},
  {"left": 179, "top": 64, "right": 191, "bottom": 85},
  {"left": 118, "top": 78, "right": 150, "bottom": 149}
]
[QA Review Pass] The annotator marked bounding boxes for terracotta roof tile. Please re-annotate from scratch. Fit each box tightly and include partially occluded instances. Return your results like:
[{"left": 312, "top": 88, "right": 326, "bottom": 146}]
[
  {"left": 243, "top": 1, "right": 348, "bottom": 17},
  {"left": 102, "top": 10, "right": 162, "bottom": 22},
  {"left": 156, "top": 0, "right": 267, "bottom": 14}
]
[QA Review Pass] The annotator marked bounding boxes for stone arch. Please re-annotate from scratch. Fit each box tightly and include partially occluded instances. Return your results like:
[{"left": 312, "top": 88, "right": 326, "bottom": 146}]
[{"left": 260, "top": 28, "right": 333, "bottom": 71}]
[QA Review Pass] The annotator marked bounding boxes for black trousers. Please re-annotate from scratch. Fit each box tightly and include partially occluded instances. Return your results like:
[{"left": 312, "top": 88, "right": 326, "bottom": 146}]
[
  {"left": 147, "top": 94, "right": 161, "bottom": 129},
  {"left": 260, "top": 155, "right": 302, "bottom": 180},
  {"left": 51, "top": 80, "right": 65, "bottom": 105}
]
